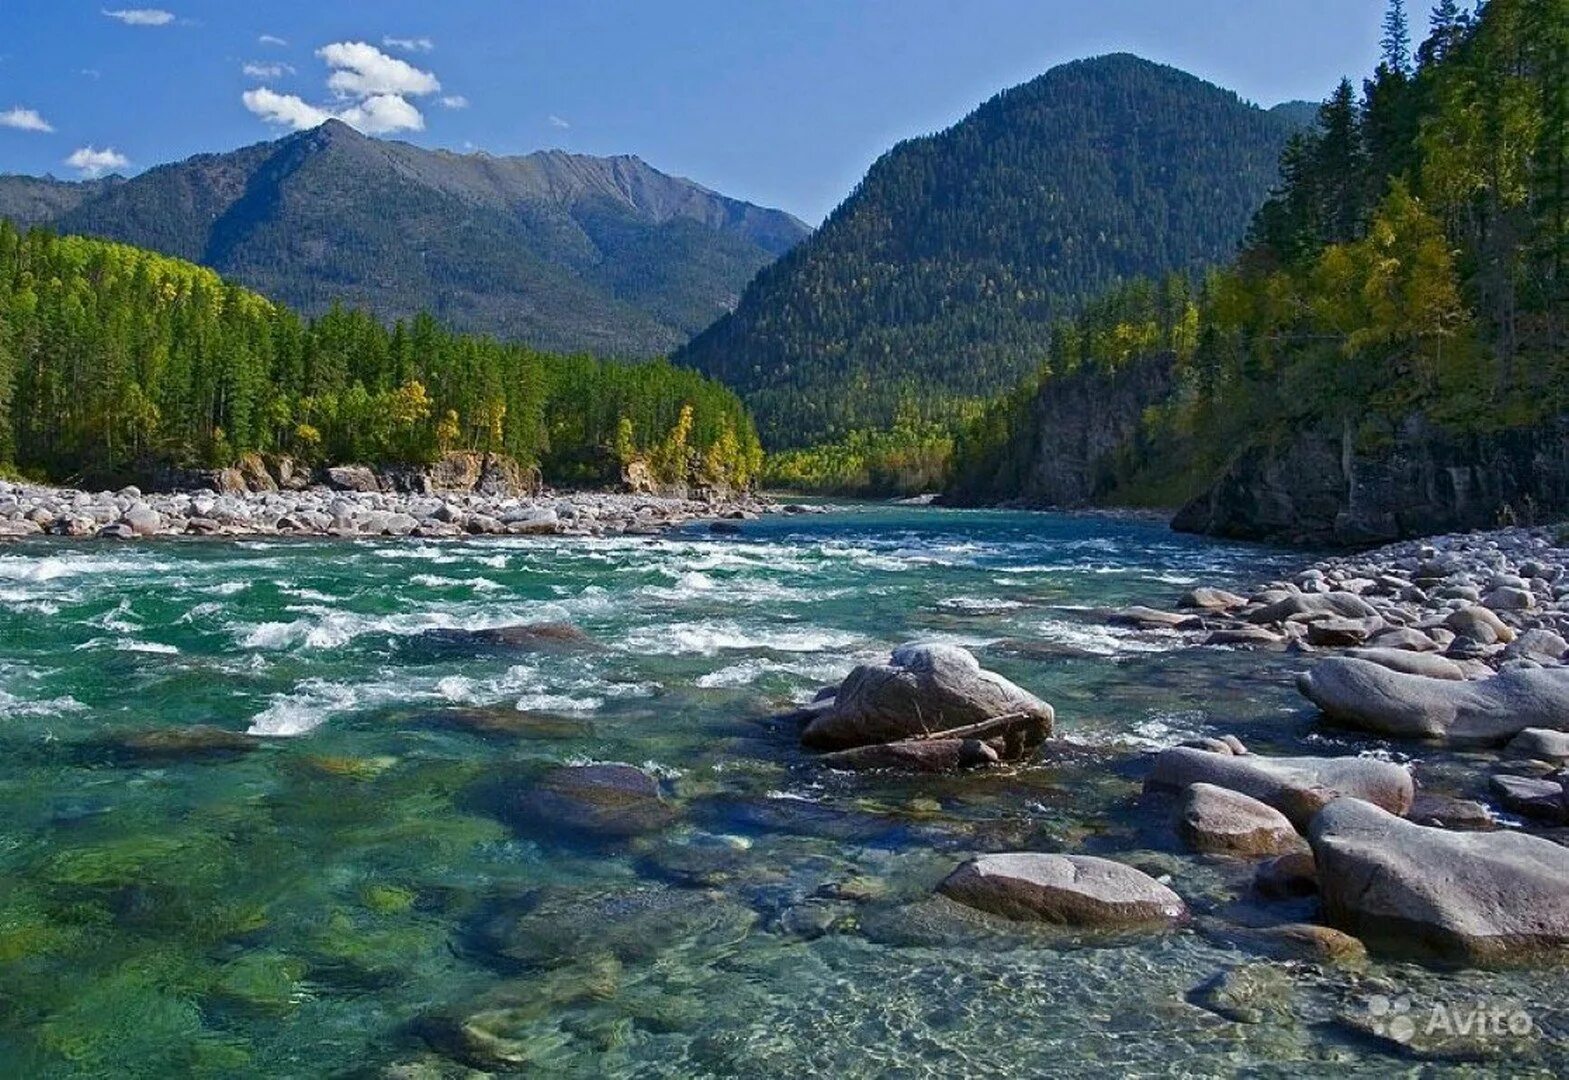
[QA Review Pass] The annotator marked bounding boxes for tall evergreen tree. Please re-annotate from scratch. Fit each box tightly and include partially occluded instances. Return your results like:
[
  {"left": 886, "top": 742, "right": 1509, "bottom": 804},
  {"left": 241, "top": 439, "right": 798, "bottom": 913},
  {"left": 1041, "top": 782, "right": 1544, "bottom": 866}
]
[{"left": 1382, "top": 0, "right": 1416, "bottom": 74}]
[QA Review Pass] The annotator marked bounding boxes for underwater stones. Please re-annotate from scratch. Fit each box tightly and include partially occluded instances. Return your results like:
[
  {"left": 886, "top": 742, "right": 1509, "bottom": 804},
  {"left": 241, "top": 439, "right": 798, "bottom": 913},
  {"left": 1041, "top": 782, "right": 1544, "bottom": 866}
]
[
  {"left": 1309, "top": 797, "right": 1569, "bottom": 963},
  {"left": 1187, "top": 963, "right": 1298, "bottom": 1024},
  {"left": 460, "top": 885, "right": 755, "bottom": 973},
  {"left": 1175, "top": 783, "right": 1303, "bottom": 857},
  {"left": 1297, "top": 657, "right": 1569, "bottom": 743},
  {"left": 414, "top": 622, "right": 595, "bottom": 656},
  {"left": 109, "top": 724, "right": 261, "bottom": 762},
  {"left": 422, "top": 707, "right": 591, "bottom": 741},
  {"left": 800, "top": 642, "right": 1053, "bottom": 753},
  {"left": 938, "top": 853, "right": 1187, "bottom": 930},
  {"left": 1145, "top": 745, "right": 1413, "bottom": 829},
  {"left": 521, "top": 764, "right": 677, "bottom": 839}
]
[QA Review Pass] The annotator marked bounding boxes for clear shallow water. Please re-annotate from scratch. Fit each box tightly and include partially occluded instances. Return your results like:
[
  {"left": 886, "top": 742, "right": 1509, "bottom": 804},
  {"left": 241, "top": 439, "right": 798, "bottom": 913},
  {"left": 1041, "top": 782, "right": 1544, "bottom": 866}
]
[{"left": 0, "top": 506, "right": 1563, "bottom": 1076}]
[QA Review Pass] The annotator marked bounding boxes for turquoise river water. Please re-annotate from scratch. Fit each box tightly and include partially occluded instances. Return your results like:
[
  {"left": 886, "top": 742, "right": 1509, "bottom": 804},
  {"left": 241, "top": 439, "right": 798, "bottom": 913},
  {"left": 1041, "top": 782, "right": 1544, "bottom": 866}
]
[{"left": 0, "top": 506, "right": 1564, "bottom": 1076}]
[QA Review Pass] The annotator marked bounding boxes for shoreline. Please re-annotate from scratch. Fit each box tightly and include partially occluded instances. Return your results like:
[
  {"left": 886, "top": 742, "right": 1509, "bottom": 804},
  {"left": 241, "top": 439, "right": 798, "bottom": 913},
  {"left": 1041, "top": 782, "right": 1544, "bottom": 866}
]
[{"left": 0, "top": 479, "right": 801, "bottom": 542}]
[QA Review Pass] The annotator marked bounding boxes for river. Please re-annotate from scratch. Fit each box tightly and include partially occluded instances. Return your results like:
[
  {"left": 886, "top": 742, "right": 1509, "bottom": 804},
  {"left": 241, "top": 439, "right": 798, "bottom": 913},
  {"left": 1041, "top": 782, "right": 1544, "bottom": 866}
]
[{"left": 0, "top": 506, "right": 1560, "bottom": 1075}]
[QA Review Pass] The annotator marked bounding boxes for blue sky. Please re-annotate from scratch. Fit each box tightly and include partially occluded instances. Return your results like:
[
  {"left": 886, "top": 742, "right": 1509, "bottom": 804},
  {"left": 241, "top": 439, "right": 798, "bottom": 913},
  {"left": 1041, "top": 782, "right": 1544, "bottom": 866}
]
[{"left": 1, "top": 1, "right": 1429, "bottom": 223}]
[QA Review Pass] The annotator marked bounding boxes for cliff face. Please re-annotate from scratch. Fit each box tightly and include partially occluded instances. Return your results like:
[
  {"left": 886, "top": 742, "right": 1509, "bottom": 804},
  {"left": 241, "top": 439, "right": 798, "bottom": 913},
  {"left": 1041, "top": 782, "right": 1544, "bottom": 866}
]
[
  {"left": 1172, "top": 416, "right": 1569, "bottom": 546},
  {"left": 952, "top": 354, "right": 1176, "bottom": 507}
]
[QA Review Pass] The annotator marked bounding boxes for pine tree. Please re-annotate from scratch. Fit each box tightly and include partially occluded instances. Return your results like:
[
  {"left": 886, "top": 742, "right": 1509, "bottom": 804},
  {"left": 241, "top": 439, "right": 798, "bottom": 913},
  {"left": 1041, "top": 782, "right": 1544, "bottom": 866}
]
[{"left": 1382, "top": 0, "right": 1415, "bottom": 75}]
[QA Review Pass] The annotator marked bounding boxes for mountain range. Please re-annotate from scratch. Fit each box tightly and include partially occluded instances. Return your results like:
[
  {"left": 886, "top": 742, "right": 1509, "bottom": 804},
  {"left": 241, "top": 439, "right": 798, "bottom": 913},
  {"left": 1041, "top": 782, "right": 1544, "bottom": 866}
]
[
  {"left": 674, "top": 54, "right": 1314, "bottom": 446},
  {"left": 0, "top": 121, "right": 810, "bottom": 357}
]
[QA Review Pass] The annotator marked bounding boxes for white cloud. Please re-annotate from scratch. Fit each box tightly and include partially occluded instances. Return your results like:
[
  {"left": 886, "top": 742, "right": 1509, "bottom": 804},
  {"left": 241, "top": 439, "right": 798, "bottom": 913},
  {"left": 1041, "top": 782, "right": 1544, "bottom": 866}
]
[
  {"left": 339, "top": 94, "right": 424, "bottom": 134},
  {"left": 0, "top": 107, "right": 54, "bottom": 133},
  {"left": 241, "top": 88, "right": 332, "bottom": 130},
  {"left": 243, "top": 61, "right": 294, "bottom": 78},
  {"left": 66, "top": 146, "right": 130, "bottom": 177},
  {"left": 102, "top": 8, "right": 174, "bottom": 26},
  {"left": 383, "top": 36, "right": 434, "bottom": 53},
  {"left": 80, "top": 68, "right": 103, "bottom": 79},
  {"left": 259, "top": 34, "right": 287, "bottom": 47},
  {"left": 439, "top": 95, "right": 468, "bottom": 110},
  {"left": 242, "top": 87, "right": 424, "bottom": 135},
  {"left": 317, "top": 41, "right": 438, "bottom": 99},
  {"left": 548, "top": 114, "right": 571, "bottom": 129}
]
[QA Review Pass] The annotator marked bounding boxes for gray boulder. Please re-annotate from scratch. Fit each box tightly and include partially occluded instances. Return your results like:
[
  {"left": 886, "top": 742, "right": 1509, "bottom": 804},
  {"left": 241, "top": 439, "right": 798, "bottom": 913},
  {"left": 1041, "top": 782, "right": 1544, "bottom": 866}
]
[
  {"left": 1298, "top": 657, "right": 1569, "bottom": 743},
  {"left": 1445, "top": 605, "right": 1516, "bottom": 645},
  {"left": 1309, "top": 797, "right": 1569, "bottom": 962},
  {"left": 1179, "top": 586, "right": 1248, "bottom": 612},
  {"left": 1506, "top": 727, "right": 1569, "bottom": 762},
  {"left": 1367, "top": 626, "right": 1439, "bottom": 652},
  {"left": 1488, "top": 775, "right": 1567, "bottom": 823},
  {"left": 938, "top": 853, "right": 1186, "bottom": 930},
  {"left": 1145, "top": 745, "right": 1413, "bottom": 829},
  {"left": 1341, "top": 647, "right": 1467, "bottom": 681},
  {"left": 801, "top": 643, "right": 1053, "bottom": 751},
  {"left": 1175, "top": 783, "right": 1303, "bottom": 856},
  {"left": 1504, "top": 628, "right": 1569, "bottom": 665},
  {"left": 1305, "top": 616, "right": 1383, "bottom": 647},
  {"left": 326, "top": 465, "right": 380, "bottom": 493},
  {"left": 1248, "top": 591, "right": 1378, "bottom": 625}
]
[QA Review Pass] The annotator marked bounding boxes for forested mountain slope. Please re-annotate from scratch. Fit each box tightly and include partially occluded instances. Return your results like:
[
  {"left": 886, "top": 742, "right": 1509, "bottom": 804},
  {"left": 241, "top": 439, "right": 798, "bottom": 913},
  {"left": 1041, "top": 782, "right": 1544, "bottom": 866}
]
[
  {"left": 0, "top": 122, "right": 809, "bottom": 358},
  {"left": 0, "top": 222, "right": 761, "bottom": 489},
  {"left": 675, "top": 53, "right": 1308, "bottom": 447},
  {"left": 951, "top": 0, "right": 1569, "bottom": 546}
]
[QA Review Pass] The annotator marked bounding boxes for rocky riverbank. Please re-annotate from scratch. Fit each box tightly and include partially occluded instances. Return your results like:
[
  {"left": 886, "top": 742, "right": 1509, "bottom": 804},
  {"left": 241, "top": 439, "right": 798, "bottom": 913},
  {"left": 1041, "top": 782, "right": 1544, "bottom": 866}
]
[{"left": 0, "top": 479, "right": 798, "bottom": 541}]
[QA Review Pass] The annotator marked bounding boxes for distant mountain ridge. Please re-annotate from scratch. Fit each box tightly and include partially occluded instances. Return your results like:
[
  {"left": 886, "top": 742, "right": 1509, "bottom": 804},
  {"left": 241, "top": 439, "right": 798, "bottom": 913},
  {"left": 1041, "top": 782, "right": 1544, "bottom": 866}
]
[
  {"left": 0, "top": 121, "right": 810, "bottom": 357},
  {"left": 674, "top": 54, "right": 1313, "bottom": 447}
]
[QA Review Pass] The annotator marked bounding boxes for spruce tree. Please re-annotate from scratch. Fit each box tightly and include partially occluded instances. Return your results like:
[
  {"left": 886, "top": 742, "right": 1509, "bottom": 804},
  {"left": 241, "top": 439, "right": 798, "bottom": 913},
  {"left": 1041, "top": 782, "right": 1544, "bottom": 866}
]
[{"left": 1382, "top": 0, "right": 1415, "bottom": 75}]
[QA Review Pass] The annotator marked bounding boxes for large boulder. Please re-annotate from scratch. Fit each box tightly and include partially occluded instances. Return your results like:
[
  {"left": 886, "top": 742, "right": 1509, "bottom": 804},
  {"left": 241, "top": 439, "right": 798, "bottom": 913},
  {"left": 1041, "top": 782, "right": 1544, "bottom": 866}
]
[
  {"left": 938, "top": 853, "right": 1187, "bottom": 930},
  {"left": 1445, "top": 605, "right": 1516, "bottom": 645},
  {"left": 1309, "top": 797, "right": 1569, "bottom": 963},
  {"left": 1298, "top": 657, "right": 1569, "bottom": 743},
  {"left": 1145, "top": 745, "right": 1413, "bottom": 829},
  {"left": 1175, "top": 783, "right": 1304, "bottom": 856},
  {"left": 800, "top": 644, "right": 1053, "bottom": 752}
]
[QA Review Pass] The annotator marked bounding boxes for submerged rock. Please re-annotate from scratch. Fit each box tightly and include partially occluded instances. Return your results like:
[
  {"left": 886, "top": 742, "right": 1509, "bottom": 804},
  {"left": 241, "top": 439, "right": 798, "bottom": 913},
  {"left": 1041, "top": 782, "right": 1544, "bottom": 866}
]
[
  {"left": 1309, "top": 797, "right": 1569, "bottom": 963},
  {"left": 1175, "top": 783, "right": 1303, "bottom": 857},
  {"left": 938, "top": 852, "right": 1187, "bottom": 930},
  {"left": 1297, "top": 657, "right": 1569, "bottom": 743},
  {"left": 1145, "top": 745, "right": 1413, "bottom": 829},
  {"left": 800, "top": 643, "right": 1053, "bottom": 753},
  {"left": 1188, "top": 963, "right": 1298, "bottom": 1024},
  {"left": 107, "top": 724, "right": 261, "bottom": 762},
  {"left": 414, "top": 623, "right": 595, "bottom": 655},
  {"left": 520, "top": 764, "right": 677, "bottom": 839}
]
